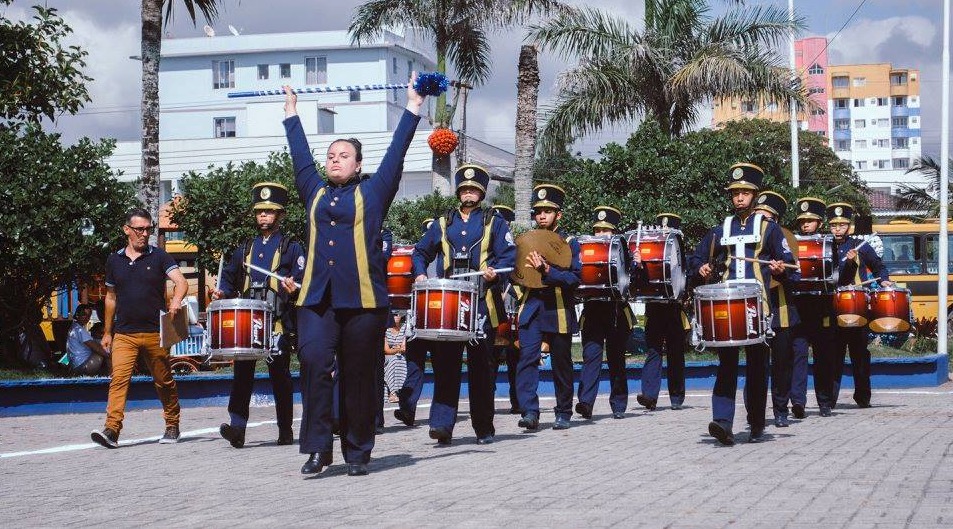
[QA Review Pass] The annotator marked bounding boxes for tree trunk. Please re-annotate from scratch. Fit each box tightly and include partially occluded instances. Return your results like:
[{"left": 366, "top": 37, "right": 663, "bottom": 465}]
[
  {"left": 140, "top": 0, "right": 162, "bottom": 244},
  {"left": 513, "top": 45, "right": 539, "bottom": 230}
]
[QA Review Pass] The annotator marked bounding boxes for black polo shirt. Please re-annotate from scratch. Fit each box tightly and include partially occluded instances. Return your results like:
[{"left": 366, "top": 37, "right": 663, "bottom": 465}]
[{"left": 105, "top": 245, "right": 179, "bottom": 334}]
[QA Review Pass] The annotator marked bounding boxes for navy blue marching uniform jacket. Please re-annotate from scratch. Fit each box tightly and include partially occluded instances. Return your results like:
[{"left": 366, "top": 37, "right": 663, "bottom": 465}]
[
  {"left": 836, "top": 238, "right": 889, "bottom": 286},
  {"left": 518, "top": 230, "right": 582, "bottom": 334}
]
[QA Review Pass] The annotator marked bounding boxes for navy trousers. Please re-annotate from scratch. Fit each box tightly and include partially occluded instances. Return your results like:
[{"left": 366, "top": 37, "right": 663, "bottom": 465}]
[
  {"left": 641, "top": 303, "right": 687, "bottom": 406},
  {"left": 517, "top": 322, "right": 573, "bottom": 420},
  {"left": 228, "top": 347, "right": 293, "bottom": 432},
  {"left": 429, "top": 330, "right": 497, "bottom": 438},
  {"left": 398, "top": 339, "right": 428, "bottom": 421},
  {"left": 297, "top": 300, "right": 387, "bottom": 464},
  {"left": 502, "top": 345, "right": 521, "bottom": 411},
  {"left": 711, "top": 344, "right": 769, "bottom": 430},
  {"left": 832, "top": 326, "right": 871, "bottom": 407},
  {"left": 578, "top": 307, "right": 629, "bottom": 413},
  {"left": 770, "top": 327, "right": 793, "bottom": 417},
  {"left": 793, "top": 318, "right": 835, "bottom": 408}
]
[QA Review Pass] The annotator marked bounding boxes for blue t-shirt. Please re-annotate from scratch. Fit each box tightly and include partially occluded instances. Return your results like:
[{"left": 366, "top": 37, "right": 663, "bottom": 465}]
[{"left": 105, "top": 245, "right": 179, "bottom": 334}]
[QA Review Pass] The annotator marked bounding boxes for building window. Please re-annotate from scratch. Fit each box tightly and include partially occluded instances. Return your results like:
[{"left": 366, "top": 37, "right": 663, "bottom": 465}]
[
  {"left": 876, "top": 97, "right": 888, "bottom": 106},
  {"left": 893, "top": 137, "right": 909, "bottom": 149},
  {"left": 741, "top": 101, "right": 756, "bottom": 113},
  {"left": 911, "top": 116, "right": 919, "bottom": 125},
  {"left": 832, "top": 76, "right": 849, "bottom": 88},
  {"left": 305, "top": 56, "right": 327, "bottom": 85},
  {"left": 212, "top": 60, "right": 234, "bottom": 89},
  {"left": 213, "top": 117, "right": 236, "bottom": 138},
  {"left": 875, "top": 138, "right": 890, "bottom": 148},
  {"left": 855, "top": 160, "right": 867, "bottom": 170},
  {"left": 912, "top": 137, "right": 919, "bottom": 146},
  {"left": 910, "top": 96, "right": 919, "bottom": 104},
  {"left": 890, "top": 73, "right": 907, "bottom": 86},
  {"left": 854, "top": 119, "right": 865, "bottom": 128},
  {"left": 852, "top": 77, "right": 866, "bottom": 87},
  {"left": 407, "top": 60, "right": 413, "bottom": 76},
  {"left": 808, "top": 86, "right": 825, "bottom": 94},
  {"left": 279, "top": 63, "right": 291, "bottom": 79},
  {"left": 892, "top": 116, "right": 908, "bottom": 127},
  {"left": 893, "top": 95, "right": 906, "bottom": 106},
  {"left": 834, "top": 140, "right": 849, "bottom": 150},
  {"left": 853, "top": 98, "right": 865, "bottom": 108},
  {"left": 257, "top": 64, "right": 269, "bottom": 81},
  {"left": 810, "top": 108, "right": 825, "bottom": 116},
  {"left": 893, "top": 158, "right": 910, "bottom": 169},
  {"left": 876, "top": 118, "right": 890, "bottom": 127},
  {"left": 834, "top": 98, "right": 849, "bottom": 109},
  {"left": 815, "top": 131, "right": 826, "bottom": 137},
  {"left": 854, "top": 139, "right": 867, "bottom": 149},
  {"left": 873, "top": 160, "right": 890, "bottom": 169},
  {"left": 834, "top": 119, "right": 850, "bottom": 130},
  {"left": 349, "top": 90, "right": 360, "bottom": 102},
  {"left": 392, "top": 57, "right": 398, "bottom": 74},
  {"left": 808, "top": 63, "right": 824, "bottom": 75}
]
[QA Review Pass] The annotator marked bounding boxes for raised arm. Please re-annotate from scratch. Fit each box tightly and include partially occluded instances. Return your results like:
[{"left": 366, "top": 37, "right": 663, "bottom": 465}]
[
  {"left": 367, "top": 74, "right": 426, "bottom": 199},
  {"left": 282, "top": 86, "right": 324, "bottom": 201}
]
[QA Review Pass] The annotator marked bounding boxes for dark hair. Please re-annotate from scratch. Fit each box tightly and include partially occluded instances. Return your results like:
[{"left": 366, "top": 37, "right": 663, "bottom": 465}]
[
  {"left": 125, "top": 207, "right": 152, "bottom": 224},
  {"left": 330, "top": 138, "right": 363, "bottom": 162},
  {"left": 73, "top": 303, "right": 91, "bottom": 320}
]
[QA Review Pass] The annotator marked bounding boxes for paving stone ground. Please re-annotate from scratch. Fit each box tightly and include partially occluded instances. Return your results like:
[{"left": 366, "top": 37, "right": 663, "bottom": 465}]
[{"left": 2, "top": 384, "right": 953, "bottom": 528}]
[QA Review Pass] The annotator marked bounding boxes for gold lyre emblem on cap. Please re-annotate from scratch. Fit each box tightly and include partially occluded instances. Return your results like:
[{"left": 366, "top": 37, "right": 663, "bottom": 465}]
[
  {"left": 597, "top": 210, "right": 606, "bottom": 220},
  {"left": 732, "top": 167, "right": 744, "bottom": 179},
  {"left": 835, "top": 206, "right": 843, "bottom": 216},
  {"left": 464, "top": 168, "right": 474, "bottom": 179},
  {"left": 260, "top": 187, "right": 272, "bottom": 200},
  {"left": 538, "top": 189, "right": 547, "bottom": 199},
  {"left": 801, "top": 201, "right": 809, "bottom": 212},
  {"left": 758, "top": 194, "right": 767, "bottom": 203}
]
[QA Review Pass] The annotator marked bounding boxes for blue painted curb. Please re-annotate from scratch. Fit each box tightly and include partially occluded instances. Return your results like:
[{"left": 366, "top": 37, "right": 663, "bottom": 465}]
[{"left": 1, "top": 354, "right": 947, "bottom": 417}]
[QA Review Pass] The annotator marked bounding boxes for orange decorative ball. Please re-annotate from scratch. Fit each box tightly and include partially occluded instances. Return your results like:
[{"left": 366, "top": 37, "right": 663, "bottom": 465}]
[{"left": 428, "top": 128, "right": 459, "bottom": 156}]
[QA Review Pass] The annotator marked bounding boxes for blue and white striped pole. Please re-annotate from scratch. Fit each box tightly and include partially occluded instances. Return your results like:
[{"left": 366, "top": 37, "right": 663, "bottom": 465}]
[{"left": 228, "top": 84, "right": 409, "bottom": 98}]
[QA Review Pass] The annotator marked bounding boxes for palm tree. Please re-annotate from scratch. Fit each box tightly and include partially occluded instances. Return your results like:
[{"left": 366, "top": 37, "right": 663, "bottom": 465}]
[
  {"left": 513, "top": 44, "right": 539, "bottom": 229},
  {"left": 140, "top": 0, "right": 219, "bottom": 237},
  {"left": 897, "top": 156, "right": 953, "bottom": 218},
  {"left": 349, "top": 0, "right": 562, "bottom": 194},
  {"left": 527, "top": 0, "right": 809, "bottom": 151}
]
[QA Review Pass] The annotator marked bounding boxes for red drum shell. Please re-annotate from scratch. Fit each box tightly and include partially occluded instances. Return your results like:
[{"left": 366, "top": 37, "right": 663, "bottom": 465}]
[
  {"left": 868, "top": 288, "right": 911, "bottom": 333},
  {"left": 207, "top": 300, "right": 272, "bottom": 359},
  {"left": 834, "top": 287, "right": 869, "bottom": 328},
  {"left": 698, "top": 297, "right": 761, "bottom": 343},
  {"left": 387, "top": 247, "right": 414, "bottom": 310}
]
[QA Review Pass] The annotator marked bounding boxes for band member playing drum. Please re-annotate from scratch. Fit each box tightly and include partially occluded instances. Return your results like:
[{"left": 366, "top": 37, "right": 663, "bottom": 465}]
[
  {"left": 212, "top": 183, "right": 304, "bottom": 448},
  {"left": 490, "top": 205, "right": 523, "bottom": 415},
  {"left": 412, "top": 165, "right": 516, "bottom": 445},
  {"left": 828, "top": 203, "right": 893, "bottom": 409},
  {"left": 792, "top": 197, "right": 835, "bottom": 417},
  {"left": 752, "top": 191, "right": 802, "bottom": 428},
  {"left": 576, "top": 206, "right": 633, "bottom": 420},
  {"left": 282, "top": 76, "right": 426, "bottom": 476},
  {"left": 394, "top": 219, "right": 436, "bottom": 427},
  {"left": 689, "top": 163, "right": 797, "bottom": 445},
  {"left": 636, "top": 213, "right": 689, "bottom": 411},
  {"left": 516, "top": 184, "right": 582, "bottom": 431}
]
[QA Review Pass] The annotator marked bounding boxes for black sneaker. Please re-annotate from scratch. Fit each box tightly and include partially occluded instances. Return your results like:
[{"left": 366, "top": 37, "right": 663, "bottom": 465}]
[
  {"left": 91, "top": 428, "right": 119, "bottom": 449},
  {"left": 636, "top": 394, "right": 657, "bottom": 411},
  {"left": 708, "top": 421, "right": 734, "bottom": 446},
  {"left": 220, "top": 423, "right": 245, "bottom": 448},
  {"left": 159, "top": 425, "right": 180, "bottom": 444},
  {"left": 574, "top": 402, "right": 593, "bottom": 419},
  {"left": 748, "top": 426, "right": 766, "bottom": 443},
  {"left": 518, "top": 412, "right": 539, "bottom": 430},
  {"left": 276, "top": 428, "right": 294, "bottom": 446},
  {"left": 552, "top": 416, "right": 571, "bottom": 430},
  {"left": 393, "top": 409, "right": 415, "bottom": 427},
  {"left": 773, "top": 415, "right": 790, "bottom": 428},
  {"left": 819, "top": 406, "right": 832, "bottom": 417},
  {"left": 792, "top": 403, "right": 806, "bottom": 419},
  {"left": 429, "top": 426, "right": 452, "bottom": 446}
]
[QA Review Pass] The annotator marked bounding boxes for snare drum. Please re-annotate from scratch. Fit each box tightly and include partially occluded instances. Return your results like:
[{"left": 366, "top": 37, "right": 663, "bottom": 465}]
[
  {"left": 833, "top": 286, "right": 869, "bottom": 328},
  {"left": 627, "top": 229, "right": 686, "bottom": 301},
  {"left": 577, "top": 235, "right": 629, "bottom": 301},
  {"left": 410, "top": 278, "right": 479, "bottom": 341},
  {"left": 206, "top": 298, "right": 274, "bottom": 360},
  {"left": 386, "top": 246, "right": 415, "bottom": 310},
  {"left": 868, "top": 286, "right": 912, "bottom": 333},
  {"left": 792, "top": 235, "right": 835, "bottom": 295},
  {"left": 692, "top": 282, "right": 766, "bottom": 347}
]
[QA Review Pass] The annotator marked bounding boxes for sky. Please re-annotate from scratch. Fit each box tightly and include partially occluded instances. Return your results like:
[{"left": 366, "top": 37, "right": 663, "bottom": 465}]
[{"left": 7, "top": 0, "right": 951, "bottom": 158}]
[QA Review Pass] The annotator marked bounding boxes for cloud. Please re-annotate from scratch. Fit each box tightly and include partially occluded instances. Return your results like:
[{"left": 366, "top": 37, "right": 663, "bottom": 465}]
[{"left": 827, "top": 16, "right": 936, "bottom": 65}]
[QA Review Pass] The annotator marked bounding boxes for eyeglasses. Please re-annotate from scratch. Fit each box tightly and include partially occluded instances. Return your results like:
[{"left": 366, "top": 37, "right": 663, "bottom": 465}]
[{"left": 126, "top": 224, "right": 154, "bottom": 235}]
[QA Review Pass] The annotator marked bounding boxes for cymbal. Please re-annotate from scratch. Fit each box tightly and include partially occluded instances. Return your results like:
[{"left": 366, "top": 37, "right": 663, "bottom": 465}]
[{"left": 512, "top": 229, "right": 572, "bottom": 289}]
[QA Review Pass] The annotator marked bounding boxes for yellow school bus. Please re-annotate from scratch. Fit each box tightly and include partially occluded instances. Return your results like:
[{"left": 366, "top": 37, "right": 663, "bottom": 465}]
[{"left": 872, "top": 220, "right": 953, "bottom": 323}]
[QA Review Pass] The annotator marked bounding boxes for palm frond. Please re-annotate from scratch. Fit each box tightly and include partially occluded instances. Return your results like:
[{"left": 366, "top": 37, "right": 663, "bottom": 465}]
[
  {"left": 348, "top": 0, "right": 427, "bottom": 45},
  {"left": 704, "top": 4, "right": 804, "bottom": 50},
  {"left": 163, "top": 0, "right": 219, "bottom": 27},
  {"left": 527, "top": 6, "right": 640, "bottom": 61},
  {"left": 445, "top": 24, "right": 492, "bottom": 85}
]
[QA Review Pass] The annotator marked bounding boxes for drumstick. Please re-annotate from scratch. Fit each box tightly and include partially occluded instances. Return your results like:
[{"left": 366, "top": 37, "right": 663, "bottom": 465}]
[
  {"left": 729, "top": 255, "right": 799, "bottom": 270},
  {"left": 215, "top": 254, "right": 225, "bottom": 290},
  {"left": 860, "top": 277, "right": 879, "bottom": 286},
  {"left": 634, "top": 221, "right": 643, "bottom": 249},
  {"left": 244, "top": 262, "right": 302, "bottom": 289},
  {"left": 449, "top": 267, "right": 514, "bottom": 279},
  {"left": 841, "top": 232, "right": 877, "bottom": 262}
]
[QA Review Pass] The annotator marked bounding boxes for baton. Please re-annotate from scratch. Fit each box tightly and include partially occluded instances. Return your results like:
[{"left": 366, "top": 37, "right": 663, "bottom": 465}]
[
  {"left": 244, "top": 262, "right": 301, "bottom": 289},
  {"left": 729, "top": 255, "right": 799, "bottom": 270},
  {"left": 449, "top": 267, "right": 514, "bottom": 279}
]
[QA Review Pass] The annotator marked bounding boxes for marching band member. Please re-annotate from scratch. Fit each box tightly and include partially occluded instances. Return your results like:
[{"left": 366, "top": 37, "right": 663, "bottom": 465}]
[
  {"left": 515, "top": 184, "right": 582, "bottom": 431},
  {"left": 576, "top": 206, "right": 633, "bottom": 420},
  {"left": 395, "top": 219, "right": 436, "bottom": 427},
  {"left": 490, "top": 204, "right": 524, "bottom": 415},
  {"left": 792, "top": 197, "right": 835, "bottom": 417},
  {"left": 412, "top": 165, "right": 516, "bottom": 445},
  {"left": 751, "top": 191, "right": 801, "bottom": 428},
  {"left": 636, "top": 213, "right": 688, "bottom": 411},
  {"left": 213, "top": 182, "right": 304, "bottom": 449},
  {"left": 828, "top": 203, "right": 893, "bottom": 409},
  {"left": 282, "top": 76, "right": 426, "bottom": 476},
  {"left": 689, "top": 163, "right": 797, "bottom": 445}
]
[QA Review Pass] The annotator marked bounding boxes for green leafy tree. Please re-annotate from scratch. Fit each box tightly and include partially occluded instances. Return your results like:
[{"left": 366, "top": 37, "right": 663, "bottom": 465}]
[
  {"left": 527, "top": 0, "right": 809, "bottom": 150},
  {"left": 897, "top": 156, "right": 953, "bottom": 219},
  {"left": 170, "top": 153, "right": 305, "bottom": 272},
  {"left": 385, "top": 191, "right": 458, "bottom": 244},
  {"left": 536, "top": 118, "right": 865, "bottom": 247}
]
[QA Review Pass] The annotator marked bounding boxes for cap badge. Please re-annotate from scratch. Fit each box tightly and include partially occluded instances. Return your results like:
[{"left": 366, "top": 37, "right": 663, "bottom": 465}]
[
  {"left": 801, "top": 202, "right": 809, "bottom": 212},
  {"left": 538, "top": 188, "right": 547, "bottom": 199},
  {"left": 464, "top": 168, "right": 474, "bottom": 179},
  {"left": 758, "top": 195, "right": 767, "bottom": 204},
  {"left": 597, "top": 210, "right": 607, "bottom": 220},
  {"left": 835, "top": 206, "right": 843, "bottom": 216},
  {"left": 260, "top": 187, "right": 271, "bottom": 200},
  {"left": 661, "top": 217, "right": 669, "bottom": 227},
  {"left": 732, "top": 167, "right": 744, "bottom": 180}
]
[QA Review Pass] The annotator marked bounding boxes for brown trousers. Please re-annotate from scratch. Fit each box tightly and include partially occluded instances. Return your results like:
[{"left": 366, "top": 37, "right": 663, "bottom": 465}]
[{"left": 104, "top": 333, "right": 180, "bottom": 433}]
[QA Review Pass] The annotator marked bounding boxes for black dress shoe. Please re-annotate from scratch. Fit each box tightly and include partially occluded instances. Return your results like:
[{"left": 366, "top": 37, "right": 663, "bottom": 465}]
[
  {"left": 301, "top": 452, "right": 332, "bottom": 475},
  {"left": 574, "top": 402, "right": 593, "bottom": 419},
  {"left": 346, "top": 463, "right": 368, "bottom": 476},
  {"left": 708, "top": 421, "right": 734, "bottom": 446},
  {"left": 612, "top": 411, "right": 625, "bottom": 419},
  {"left": 429, "top": 426, "right": 452, "bottom": 445},
  {"left": 636, "top": 394, "right": 657, "bottom": 411},
  {"left": 552, "top": 416, "right": 571, "bottom": 430},
  {"left": 773, "top": 415, "right": 790, "bottom": 428},
  {"left": 476, "top": 434, "right": 495, "bottom": 445},
  {"left": 219, "top": 423, "right": 245, "bottom": 449},
  {"left": 393, "top": 410, "right": 415, "bottom": 427},
  {"left": 748, "top": 427, "right": 766, "bottom": 443},
  {"left": 518, "top": 413, "right": 539, "bottom": 430},
  {"left": 819, "top": 406, "right": 832, "bottom": 417},
  {"left": 792, "top": 403, "right": 806, "bottom": 419},
  {"left": 276, "top": 428, "right": 294, "bottom": 446},
  {"left": 854, "top": 398, "right": 871, "bottom": 409}
]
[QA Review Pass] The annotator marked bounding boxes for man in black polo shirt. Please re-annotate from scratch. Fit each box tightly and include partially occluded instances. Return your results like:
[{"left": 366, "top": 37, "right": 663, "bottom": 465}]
[{"left": 91, "top": 208, "right": 189, "bottom": 448}]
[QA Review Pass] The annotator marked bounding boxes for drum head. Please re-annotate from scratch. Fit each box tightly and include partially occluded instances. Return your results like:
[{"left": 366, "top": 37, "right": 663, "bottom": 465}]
[{"left": 665, "top": 232, "right": 686, "bottom": 300}]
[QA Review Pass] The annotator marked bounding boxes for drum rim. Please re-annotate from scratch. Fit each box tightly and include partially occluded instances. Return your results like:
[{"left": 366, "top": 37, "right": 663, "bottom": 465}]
[
  {"left": 694, "top": 283, "right": 761, "bottom": 298},
  {"left": 413, "top": 278, "right": 479, "bottom": 291},
  {"left": 207, "top": 298, "right": 272, "bottom": 310}
]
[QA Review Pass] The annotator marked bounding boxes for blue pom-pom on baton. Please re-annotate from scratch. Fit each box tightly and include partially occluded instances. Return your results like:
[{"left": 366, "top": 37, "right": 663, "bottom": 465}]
[{"left": 413, "top": 72, "right": 450, "bottom": 96}]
